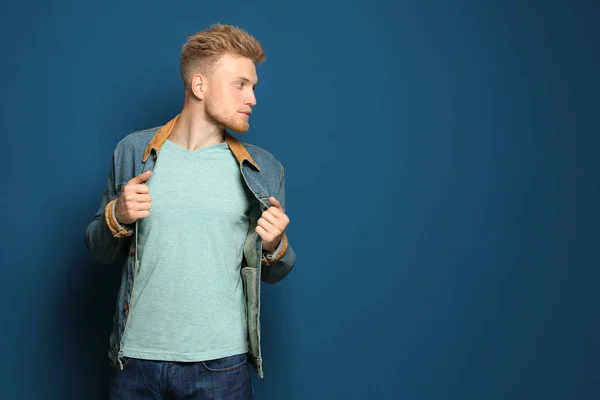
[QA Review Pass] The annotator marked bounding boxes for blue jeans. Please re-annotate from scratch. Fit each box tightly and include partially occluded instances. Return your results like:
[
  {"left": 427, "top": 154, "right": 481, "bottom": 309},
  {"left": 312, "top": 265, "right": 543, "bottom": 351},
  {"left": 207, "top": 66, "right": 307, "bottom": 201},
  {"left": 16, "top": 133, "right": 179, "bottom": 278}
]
[{"left": 109, "top": 353, "right": 254, "bottom": 399}]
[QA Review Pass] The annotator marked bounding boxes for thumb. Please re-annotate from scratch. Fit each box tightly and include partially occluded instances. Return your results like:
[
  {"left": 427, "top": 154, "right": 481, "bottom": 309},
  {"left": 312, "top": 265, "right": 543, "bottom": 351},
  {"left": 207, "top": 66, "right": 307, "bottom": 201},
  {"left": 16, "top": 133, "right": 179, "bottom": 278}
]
[
  {"left": 269, "top": 197, "right": 283, "bottom": 210},
  {"left": 129, "top": 170, "right": 153, "bottom": 184}
]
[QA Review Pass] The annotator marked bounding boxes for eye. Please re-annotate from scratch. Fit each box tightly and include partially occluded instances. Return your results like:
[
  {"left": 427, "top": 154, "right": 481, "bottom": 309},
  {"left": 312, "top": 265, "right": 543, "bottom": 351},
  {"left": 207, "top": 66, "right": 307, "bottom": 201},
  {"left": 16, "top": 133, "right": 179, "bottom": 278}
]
[{"left": 235, "top": 82, "right": 244, "bottom": 89}]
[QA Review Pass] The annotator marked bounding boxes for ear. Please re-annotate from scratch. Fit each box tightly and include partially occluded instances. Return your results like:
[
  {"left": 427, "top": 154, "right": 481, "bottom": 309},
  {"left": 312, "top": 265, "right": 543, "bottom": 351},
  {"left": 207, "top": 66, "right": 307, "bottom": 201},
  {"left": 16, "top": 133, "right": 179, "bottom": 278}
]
[{"left": 190, "top": 74, "right": 205, "bottom": 100}]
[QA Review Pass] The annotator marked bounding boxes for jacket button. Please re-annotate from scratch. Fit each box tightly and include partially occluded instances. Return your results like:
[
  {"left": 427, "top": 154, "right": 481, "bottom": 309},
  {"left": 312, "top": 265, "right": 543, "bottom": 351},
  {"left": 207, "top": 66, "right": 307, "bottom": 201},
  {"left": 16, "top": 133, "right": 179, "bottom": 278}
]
[
  {"left": 123, "top": 302, "right": 129, "bottom": 311},
  {"left": 130, "top": 247, "right": 136, "bottom": 255}
]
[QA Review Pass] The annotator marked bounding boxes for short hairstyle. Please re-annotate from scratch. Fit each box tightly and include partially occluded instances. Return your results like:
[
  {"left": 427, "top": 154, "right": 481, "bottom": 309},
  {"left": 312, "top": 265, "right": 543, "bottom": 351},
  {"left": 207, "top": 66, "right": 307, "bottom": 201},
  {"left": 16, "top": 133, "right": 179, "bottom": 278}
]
[{"left": 180, "top": 23, "right": 266, "bottom": 88}]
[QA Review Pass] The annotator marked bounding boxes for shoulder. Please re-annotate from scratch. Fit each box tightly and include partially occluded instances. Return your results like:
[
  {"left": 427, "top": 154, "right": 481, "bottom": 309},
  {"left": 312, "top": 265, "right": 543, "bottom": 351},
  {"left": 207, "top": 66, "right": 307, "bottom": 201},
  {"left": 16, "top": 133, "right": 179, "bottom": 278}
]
[
  {"left": 240, "top": 141, "right": 284, "bottom": 172},
  {"left": 114, "top": 126, "right": 161, "bottom": 154}
]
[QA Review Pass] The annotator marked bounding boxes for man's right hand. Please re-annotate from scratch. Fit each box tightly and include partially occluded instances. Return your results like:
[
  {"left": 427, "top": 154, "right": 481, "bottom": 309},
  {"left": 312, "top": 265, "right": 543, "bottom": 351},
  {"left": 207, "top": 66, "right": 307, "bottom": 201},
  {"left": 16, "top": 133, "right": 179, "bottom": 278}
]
[{"left": 115, "top": 170, "right": 153, "bottom": 225}]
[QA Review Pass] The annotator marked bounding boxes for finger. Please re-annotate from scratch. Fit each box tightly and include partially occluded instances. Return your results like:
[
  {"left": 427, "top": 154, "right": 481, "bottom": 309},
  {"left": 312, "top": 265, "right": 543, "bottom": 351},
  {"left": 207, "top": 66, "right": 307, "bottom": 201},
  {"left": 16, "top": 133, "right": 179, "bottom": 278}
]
[
  {"left": 128, "top": 194, "right": 152, "bottom": 203},
  {"left": 269, "top": 197, "right": 283, "bottom": 210},
  {"left": 128, "top": 170, "right": 153, "bottom": 185},
  {"left": 261, "top": 210, "right": 281, "bottom": 226},
  {"left": 264, "top": 206, "right": 284, "bottom": 219},
  {"left": 135, "top": 202, "right": 152, "bottom": 211},
  {"left": 255, "top": 225, "right": 277, "bottom": 242},
  {"left": 263, "top": 208, "right": 289, "bottom": 228},
  {"left": 125, "top": 184, "right": 150, "bottom": 194},
  {"left": 136, "top": 210, "right": 151, "bottom": 219},
  {"left": 257, "top": 217, "right": 275, "bottom": 233},
  {"left": 255, "top": 225, "right": 267, "bottom": 240}
]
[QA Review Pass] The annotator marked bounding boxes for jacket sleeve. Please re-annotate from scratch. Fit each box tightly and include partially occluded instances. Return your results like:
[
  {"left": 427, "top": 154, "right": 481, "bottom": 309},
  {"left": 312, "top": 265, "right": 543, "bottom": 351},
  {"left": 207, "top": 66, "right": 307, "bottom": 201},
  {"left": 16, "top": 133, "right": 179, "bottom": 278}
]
[
  {"left": 84, "top": 152, "right": 132, "bottom": 265},
  {"left": 260, "top": 167, "right": 296, "bottom": 284}
]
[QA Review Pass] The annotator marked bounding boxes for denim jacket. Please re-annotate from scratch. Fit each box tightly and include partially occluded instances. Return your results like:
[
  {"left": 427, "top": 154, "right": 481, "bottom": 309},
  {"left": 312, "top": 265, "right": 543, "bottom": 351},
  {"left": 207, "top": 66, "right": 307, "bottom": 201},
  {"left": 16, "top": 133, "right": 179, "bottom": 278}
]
[{"left": 84, "top": 115, "right": 296, "bottom": 378}]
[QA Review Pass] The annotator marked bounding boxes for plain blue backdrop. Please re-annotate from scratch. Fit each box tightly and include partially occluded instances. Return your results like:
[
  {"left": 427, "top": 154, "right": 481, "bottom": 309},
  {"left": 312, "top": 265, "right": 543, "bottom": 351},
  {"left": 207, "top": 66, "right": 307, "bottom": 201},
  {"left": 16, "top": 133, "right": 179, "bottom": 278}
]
[{"left": 1, "top": 1, "right": 598, "bottom": 399}]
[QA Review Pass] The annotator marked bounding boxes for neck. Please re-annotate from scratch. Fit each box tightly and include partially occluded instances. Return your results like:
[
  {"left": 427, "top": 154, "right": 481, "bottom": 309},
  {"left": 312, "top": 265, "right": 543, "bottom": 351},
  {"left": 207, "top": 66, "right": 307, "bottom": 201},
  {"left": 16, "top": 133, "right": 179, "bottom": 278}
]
[{"left": 169, "top": 101, "right": 225, "bottom": 151}]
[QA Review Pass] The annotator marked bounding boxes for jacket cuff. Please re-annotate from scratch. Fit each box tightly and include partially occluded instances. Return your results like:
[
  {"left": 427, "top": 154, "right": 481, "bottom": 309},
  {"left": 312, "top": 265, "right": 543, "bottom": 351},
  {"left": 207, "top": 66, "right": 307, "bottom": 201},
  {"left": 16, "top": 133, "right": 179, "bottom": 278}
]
[
  {"left": 262, "top": 233, "right": 288, "bottom": 265},
  {"left": 104, "top": 199, "right": 134, "bottom": 238}
]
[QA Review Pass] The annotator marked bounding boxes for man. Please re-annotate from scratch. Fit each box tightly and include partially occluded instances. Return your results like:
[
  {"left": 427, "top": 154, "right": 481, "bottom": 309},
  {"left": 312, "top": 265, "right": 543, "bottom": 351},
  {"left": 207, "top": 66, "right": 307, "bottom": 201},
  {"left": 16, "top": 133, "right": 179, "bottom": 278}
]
[{"left": 84, "top": 24, "right": 296, "bottom": 399}]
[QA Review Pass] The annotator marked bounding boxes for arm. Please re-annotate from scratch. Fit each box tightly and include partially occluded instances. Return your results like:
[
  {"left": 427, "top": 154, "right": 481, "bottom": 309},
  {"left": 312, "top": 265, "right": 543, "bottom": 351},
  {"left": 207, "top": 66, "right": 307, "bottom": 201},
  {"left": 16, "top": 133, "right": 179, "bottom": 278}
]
[
  {"left": 261, "top": 233, "right": 296, "bottom": 284},
  {"left": 84, "top": 153, "right": 132, "bottom": 265},
  {"left": 260, "top": 168, "right": 296, "bottom": 284}
]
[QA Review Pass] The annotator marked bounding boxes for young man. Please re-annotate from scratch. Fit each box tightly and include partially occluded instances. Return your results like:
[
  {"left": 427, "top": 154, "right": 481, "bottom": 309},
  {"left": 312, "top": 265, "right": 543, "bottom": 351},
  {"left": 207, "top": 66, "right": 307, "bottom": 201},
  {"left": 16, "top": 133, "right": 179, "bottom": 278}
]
[{"left": 84, "top": 24, "right": 296, "bottom": 399}]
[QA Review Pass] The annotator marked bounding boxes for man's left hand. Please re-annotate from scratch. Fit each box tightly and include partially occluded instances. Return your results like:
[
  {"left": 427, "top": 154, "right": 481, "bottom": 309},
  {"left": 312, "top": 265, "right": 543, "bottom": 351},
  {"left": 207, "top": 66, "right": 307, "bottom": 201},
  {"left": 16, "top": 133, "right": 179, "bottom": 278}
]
[{"left": 256, "top": 197, "right": 289, "bottom": 253}]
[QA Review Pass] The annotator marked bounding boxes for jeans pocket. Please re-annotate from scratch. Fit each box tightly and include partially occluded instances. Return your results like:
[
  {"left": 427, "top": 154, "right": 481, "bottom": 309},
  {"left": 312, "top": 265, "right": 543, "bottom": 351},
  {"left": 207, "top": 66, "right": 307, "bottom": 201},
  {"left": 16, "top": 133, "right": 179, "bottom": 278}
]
[{"left": 202, "top": 354, "right": 248, "bottom": 372}]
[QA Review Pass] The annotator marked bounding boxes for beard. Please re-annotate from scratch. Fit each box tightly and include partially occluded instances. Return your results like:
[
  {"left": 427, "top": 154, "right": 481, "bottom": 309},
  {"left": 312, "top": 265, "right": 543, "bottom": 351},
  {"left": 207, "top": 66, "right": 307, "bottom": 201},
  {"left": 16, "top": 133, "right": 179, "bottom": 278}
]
[{"left": 205, "top": 97, "right": 249, "bottom": 134}]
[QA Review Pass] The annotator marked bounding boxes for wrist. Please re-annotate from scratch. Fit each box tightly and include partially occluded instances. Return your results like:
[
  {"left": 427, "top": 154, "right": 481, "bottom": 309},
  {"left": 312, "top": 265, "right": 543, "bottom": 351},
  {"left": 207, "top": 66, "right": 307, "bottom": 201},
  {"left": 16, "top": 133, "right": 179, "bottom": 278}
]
[
  {"left": 262, "top": 240, "right": 280, "bottom": 254},
  {"left": 262, "top": 234, "right": 287, "bottom": 264},
  {"left": 105, "top": 199, "right": 134, "bottom": 238}
]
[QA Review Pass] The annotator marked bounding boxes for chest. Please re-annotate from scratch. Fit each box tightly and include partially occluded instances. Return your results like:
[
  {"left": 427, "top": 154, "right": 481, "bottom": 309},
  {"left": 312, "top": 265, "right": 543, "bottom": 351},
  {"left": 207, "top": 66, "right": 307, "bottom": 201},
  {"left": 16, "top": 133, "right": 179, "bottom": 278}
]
[{"left": 145, "top": 148, "right": 255, "bottom": 220}]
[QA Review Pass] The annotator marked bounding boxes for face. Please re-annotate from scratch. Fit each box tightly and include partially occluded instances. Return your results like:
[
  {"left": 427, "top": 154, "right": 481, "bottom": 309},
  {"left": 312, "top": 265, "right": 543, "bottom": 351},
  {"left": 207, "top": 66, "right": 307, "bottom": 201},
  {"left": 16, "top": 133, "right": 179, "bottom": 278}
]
[{"left": 200, "top": 53, "right": 258, "bottom": 133}]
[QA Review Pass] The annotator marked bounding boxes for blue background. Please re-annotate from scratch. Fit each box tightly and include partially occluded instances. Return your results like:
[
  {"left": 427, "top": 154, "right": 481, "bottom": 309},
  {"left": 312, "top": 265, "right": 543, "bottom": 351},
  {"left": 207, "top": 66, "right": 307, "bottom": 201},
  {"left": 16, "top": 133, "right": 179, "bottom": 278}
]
[{"left": 1, "top": 1, "right": 598, "bottom": 399}]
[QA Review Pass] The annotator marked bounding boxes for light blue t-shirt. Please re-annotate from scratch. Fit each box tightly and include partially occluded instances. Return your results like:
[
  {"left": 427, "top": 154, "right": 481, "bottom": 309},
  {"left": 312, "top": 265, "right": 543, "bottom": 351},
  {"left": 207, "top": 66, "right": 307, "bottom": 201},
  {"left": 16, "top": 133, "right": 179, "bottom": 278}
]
[{"left": 122, "top": 139, "right": 258, "bottom": 361}]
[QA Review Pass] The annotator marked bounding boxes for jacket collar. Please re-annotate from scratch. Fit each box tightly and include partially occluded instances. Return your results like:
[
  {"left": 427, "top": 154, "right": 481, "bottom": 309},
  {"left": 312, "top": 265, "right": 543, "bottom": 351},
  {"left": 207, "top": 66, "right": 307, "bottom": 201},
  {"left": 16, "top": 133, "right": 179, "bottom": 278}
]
[{"left": 142, "top": 114, "right": 260, "bottom": 171}]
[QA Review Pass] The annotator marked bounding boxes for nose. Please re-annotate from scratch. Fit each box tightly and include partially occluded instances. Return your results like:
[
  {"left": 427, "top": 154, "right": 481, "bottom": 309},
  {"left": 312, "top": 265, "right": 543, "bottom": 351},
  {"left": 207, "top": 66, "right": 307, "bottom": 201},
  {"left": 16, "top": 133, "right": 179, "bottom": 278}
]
[{"left": 246, "top": 89, "right": 257, "bottom": 107}]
